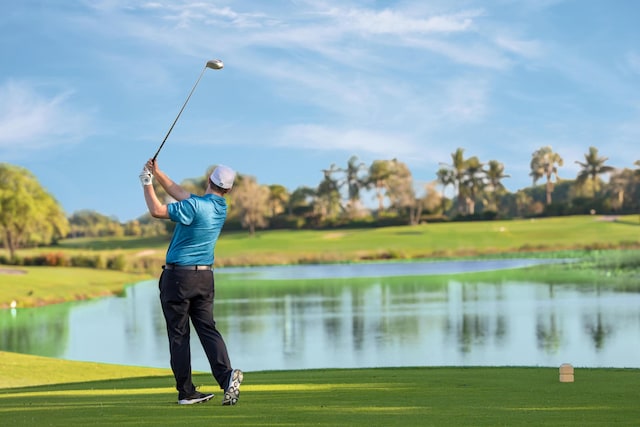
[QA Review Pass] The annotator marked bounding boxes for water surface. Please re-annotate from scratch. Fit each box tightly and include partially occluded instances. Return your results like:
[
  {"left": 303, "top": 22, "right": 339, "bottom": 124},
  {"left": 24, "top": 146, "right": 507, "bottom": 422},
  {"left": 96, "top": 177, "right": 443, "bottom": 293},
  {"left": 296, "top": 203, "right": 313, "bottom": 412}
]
[{"left": 1, "top": 259, "right": 637, "bottom": 372}]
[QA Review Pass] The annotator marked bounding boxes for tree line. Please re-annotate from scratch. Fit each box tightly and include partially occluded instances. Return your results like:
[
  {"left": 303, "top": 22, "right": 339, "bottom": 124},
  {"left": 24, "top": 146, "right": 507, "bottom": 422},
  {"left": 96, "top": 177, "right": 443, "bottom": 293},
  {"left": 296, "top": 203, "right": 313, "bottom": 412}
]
[{"left": 1, "top": 145, "right": 640, "bottom": 257}]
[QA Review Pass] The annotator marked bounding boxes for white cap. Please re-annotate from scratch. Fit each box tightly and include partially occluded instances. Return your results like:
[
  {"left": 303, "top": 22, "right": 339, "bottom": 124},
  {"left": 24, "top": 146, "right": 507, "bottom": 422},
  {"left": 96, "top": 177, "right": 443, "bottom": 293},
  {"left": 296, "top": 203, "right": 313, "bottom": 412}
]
[{"left": 210, "top": 165, "right": 235, "bottom": 189}]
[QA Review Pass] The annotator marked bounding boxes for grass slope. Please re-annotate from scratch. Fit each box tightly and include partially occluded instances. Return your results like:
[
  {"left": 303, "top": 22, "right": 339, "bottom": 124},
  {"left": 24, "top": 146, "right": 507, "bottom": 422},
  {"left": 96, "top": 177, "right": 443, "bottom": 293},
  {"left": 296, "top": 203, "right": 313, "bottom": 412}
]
[
  {"left": 0, "top": 352, "right": 638, "bottom": 426},
  {"left": 0, "top": 267, "right": 148, "bottom": 308}
]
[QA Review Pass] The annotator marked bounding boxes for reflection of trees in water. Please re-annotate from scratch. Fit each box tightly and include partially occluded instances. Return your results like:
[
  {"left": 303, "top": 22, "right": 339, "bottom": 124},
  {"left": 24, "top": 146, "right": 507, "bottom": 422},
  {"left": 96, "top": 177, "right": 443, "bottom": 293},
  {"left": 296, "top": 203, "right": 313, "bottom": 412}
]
[
  {"left": 445, "top": 314, "right": 508, "bottom": 354},
  {"left": 0, "top": 303, "right": 71, "bottom": 357},
  {"left": 536, "top": 313, "right": 562, "bottom": 353},
  {"left": 445, "top": 283, "right": 508, "bottom": 354},
  {"left": 583, "top": 312, "right": 613, "bottom": 350},
  {"left": 536, "top": 284, "right": 562, "bottom": 354}
]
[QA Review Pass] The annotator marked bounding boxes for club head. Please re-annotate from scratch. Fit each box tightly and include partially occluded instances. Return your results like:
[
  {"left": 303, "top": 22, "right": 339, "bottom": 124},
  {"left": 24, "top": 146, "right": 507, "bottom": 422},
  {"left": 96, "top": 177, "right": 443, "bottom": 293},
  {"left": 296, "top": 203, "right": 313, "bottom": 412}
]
[{"left": 206, "top": 59, "right": 224, "bottom": 70}]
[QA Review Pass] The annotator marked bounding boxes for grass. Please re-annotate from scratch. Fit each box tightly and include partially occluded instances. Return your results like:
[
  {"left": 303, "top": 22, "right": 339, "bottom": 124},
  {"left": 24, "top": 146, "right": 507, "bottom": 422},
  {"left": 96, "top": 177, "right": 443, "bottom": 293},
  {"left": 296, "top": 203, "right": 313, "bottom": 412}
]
[
  {"left": 206, "top": 214, "right": 640, "bottom": 265},
  {"left": 0, "top": 267, "right": 148, "bottom": 308},
  {"left": 17, "top": 214, "right": 640, "bottom": 267},
  {"left": 2, "top": 216, "right": 640, "bottom": 424},
  {"left": 0, "top": 352, "right": 638, "bottom": 426}
]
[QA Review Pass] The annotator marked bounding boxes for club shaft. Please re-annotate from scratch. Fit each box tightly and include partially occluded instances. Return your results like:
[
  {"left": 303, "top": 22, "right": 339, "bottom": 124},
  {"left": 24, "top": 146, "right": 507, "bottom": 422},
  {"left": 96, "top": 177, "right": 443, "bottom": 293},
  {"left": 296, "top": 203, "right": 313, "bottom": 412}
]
[{"left": 152, "top": 64, "right": 208, "bottom": 161}]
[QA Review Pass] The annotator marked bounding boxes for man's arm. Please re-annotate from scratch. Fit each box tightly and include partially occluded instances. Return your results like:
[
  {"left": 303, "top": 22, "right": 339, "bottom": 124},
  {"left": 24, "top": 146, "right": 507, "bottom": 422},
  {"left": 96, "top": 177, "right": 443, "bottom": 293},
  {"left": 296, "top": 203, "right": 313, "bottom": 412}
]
[
  {"left": 140, "top": 166, "right": 169, "bottom": 218},
  {"left": 146, "top": 159, "right": 191, "bottom": 201},
  {"left": 143, "top": 184, "right": 169, "bottom": 218}
]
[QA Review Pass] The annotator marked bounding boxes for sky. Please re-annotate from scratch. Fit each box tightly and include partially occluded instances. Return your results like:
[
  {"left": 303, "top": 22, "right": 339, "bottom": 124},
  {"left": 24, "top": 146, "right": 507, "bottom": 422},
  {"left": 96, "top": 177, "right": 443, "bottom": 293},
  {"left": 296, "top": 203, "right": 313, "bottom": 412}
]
[{"left": 1, "top": 0, "right": 639, "bottom": 222}]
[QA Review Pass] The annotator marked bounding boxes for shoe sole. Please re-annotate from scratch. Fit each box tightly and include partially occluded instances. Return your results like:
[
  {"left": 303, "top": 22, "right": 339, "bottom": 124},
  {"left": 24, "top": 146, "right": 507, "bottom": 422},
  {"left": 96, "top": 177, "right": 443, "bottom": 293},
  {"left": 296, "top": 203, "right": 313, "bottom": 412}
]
[
  {"left": 178, "top": 394, "right": 214, "bottom": 405},
  {"left": 222, "top": 370, "right": 243, "bottom": 406}
]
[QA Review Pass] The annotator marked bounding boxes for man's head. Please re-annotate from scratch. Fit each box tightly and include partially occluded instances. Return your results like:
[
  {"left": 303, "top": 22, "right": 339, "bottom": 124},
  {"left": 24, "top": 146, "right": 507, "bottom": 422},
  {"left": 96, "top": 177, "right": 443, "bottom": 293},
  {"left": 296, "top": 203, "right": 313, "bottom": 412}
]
[{"left": 209, "top": 165, "right": 236, "bottom": 192}]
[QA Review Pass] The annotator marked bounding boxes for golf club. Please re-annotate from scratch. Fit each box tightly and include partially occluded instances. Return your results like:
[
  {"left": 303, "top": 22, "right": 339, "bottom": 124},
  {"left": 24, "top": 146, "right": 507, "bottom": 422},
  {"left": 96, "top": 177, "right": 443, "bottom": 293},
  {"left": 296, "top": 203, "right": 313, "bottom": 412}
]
[{"left": 151, "top": 59, "right": 224, "bottom": 161}]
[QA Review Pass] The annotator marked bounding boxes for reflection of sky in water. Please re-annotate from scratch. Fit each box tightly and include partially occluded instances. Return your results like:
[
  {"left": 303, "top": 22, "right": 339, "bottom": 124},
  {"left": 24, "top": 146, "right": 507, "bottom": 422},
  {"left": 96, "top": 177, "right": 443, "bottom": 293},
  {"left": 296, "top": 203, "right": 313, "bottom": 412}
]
[
  {"left": 219, "top": 258, "right": 569, "bottom": 280},
  {"left": 1, "top": 260, "right": 638, "bottom": 372}
]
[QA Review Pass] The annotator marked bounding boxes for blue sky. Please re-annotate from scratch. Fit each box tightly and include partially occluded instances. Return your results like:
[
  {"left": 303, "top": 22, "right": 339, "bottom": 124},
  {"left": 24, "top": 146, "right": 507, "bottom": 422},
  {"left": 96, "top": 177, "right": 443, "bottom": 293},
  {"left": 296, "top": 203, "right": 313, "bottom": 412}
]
[{"left": 1, "top": 0, "right": 639, "bottom": 222}]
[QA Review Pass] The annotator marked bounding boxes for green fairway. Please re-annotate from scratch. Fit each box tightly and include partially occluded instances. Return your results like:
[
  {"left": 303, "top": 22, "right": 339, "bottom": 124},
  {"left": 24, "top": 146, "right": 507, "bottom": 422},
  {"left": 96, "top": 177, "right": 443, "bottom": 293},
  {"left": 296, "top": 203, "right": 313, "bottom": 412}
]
[
  {"left": 0, "top": 352, "right": 638, "bottom": 426},
  {"left": 28, "top": 214, "right": 640, "bottom": 267}
]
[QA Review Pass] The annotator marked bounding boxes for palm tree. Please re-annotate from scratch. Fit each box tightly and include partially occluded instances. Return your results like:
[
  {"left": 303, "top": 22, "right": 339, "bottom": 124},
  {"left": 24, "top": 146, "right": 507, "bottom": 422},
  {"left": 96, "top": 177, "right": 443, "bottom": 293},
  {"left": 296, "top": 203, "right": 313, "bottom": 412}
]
[
  {"left": 575, "top": 146, "right": 614, "bottom": 197},
  {"left": 440, "top": 148, "right": 468, "bottom": 214},
  {"left": 368, "top": 159, "right": 394, "bottom": 212},
  {"left": 485, "top": 160, "right": 510, "bottom": 212},
  {"left": 317, "top": 164, "right": 343, "bottom": 220},
  {"left": 530, "top": 146, "right": 563, "bottom": 205},
  {"left": 341, "top": 155, "right": 367, "bottom": 213},
  {"left": 436, "top": 167, "right": 455, "bottom": 215},
  {"left": 460, "top": 156, "right": 485, "bottom": 215}
]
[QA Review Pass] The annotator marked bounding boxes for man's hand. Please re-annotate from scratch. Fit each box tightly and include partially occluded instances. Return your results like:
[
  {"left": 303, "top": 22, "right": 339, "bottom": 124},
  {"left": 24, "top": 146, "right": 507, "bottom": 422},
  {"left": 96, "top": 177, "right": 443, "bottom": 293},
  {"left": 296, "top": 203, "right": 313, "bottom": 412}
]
[{"left": 139, "top": 167, "right": 153, "bottom": 186}]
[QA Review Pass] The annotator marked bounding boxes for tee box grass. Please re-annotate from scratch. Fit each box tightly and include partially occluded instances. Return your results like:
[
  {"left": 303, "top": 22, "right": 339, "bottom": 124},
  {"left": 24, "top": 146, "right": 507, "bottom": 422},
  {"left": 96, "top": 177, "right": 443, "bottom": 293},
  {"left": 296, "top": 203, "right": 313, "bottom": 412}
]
[{"left": 1, "top": 352, "right": 639, "bottom": 426}]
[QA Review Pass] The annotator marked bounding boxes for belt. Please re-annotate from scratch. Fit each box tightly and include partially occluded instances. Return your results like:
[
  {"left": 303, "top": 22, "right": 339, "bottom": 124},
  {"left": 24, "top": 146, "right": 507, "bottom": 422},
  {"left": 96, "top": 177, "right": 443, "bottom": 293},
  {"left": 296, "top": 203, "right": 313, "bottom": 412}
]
[{"left": 163, "top": 264, "right": 212, "bottom": 271}]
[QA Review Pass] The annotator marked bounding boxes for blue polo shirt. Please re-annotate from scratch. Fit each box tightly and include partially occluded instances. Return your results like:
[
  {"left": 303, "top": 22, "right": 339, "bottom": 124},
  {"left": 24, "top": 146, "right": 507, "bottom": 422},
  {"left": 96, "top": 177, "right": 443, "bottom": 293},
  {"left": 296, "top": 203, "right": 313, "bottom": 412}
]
[{"left": 165, "top": 193, "right": 227, "bottom": 266}]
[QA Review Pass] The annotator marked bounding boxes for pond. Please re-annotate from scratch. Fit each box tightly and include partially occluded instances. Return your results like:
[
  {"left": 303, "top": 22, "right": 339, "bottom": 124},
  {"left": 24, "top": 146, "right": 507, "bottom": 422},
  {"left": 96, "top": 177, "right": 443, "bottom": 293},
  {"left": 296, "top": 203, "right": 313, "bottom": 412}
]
[{"left": 1, "top": 259, "right": 638, "bottom": 372}]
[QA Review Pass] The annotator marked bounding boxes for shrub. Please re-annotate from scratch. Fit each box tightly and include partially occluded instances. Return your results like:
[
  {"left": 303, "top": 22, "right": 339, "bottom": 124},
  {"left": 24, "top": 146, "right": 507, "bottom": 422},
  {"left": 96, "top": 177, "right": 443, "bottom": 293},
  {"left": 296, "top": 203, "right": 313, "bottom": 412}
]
[
  {"left": 45, "top": 252, "right": 70, "bottom": 267},
  {"left": 107, "top": 254, "right": 127, "bottom": 271},
  {"left": 70, "top": 254, "right": 102, "bottom": 268}
]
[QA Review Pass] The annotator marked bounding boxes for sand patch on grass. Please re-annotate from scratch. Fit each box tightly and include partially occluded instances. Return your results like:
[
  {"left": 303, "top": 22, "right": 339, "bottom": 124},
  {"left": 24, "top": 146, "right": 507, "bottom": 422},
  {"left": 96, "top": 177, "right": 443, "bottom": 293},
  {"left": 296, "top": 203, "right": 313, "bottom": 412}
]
[{"left": 0, "top": 268, "right": 26, "bottom": 275}]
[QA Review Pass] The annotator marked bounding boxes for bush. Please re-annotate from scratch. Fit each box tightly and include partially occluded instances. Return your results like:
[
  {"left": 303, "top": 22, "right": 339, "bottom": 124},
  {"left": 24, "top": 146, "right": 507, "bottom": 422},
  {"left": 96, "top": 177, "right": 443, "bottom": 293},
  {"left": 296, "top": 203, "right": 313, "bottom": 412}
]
[
  {"left": 107, "top": 254, "right": 127, "bottom": 271},
  {"left": 70, "top": 254, "right": 102, "bottom": 269},
  {"left": 45, "top": 252, "right": 70, "bottom": 267}
]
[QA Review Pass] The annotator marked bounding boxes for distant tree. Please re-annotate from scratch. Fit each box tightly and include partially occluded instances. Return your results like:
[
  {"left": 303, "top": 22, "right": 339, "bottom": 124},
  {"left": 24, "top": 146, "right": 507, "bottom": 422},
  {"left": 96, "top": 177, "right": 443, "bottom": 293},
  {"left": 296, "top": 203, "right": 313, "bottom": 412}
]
[
  {"left": 231, "top": 176, "right": 270, "bottom": 236},
  {"left": 440, "top": 148, "right": 468, "bottom": 215},
  {"left": 420, "top": 181, "right": 443, "bottom": 216},
  {"left": 340, "top": 155, "right": 368, "bottom": 215},
  {"left": 267, "top": 184, "right": 289, "bottom": 218},
  {"left": 515, "top": 190, "right": 533, "bottom": 217},
  {"left": 484, "top": 160, "right": 510, "bottom": 212},
  {"left": 436, "top": 167, "right": 455, "bottom": 215},
  {"left": 0, "top": 163, "right": 69, "bottom": 258},
  {"left": 316, "top": 164, "right": 343, "bottom": 221},
  {"left": 606, "top": 169, "right": 633, "bottom": 211},
  {"left": 386, "top": 160, "right": 418, "bottom": 224},
  {"left": 123, "top": 220, "right": 142, "bottom": 237},
  {"left": 368, "top": 159, "right": 394, "bottom": 212},
  {"left": 575, "top": 146, "right": 614, "bottom": 197},
  {"left": 530, "top": 146, "right": 563, "bottom": 205},
  {"left": 68, "top": 210, "right": 123, "bottom": 238},
  {"left": 288, "top": 186, "right": 316, "bottom": 216},
  {"left": 460, "top": 156, "right": 485, "bottom": 215}
]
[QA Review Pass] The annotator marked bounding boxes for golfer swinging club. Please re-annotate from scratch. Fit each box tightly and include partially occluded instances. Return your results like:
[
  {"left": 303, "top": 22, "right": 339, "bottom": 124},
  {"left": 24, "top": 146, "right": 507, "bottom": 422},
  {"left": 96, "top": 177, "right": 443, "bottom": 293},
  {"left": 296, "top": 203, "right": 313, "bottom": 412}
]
[{"left": 140, "top": 159, "right": 243, "bottom": 405}]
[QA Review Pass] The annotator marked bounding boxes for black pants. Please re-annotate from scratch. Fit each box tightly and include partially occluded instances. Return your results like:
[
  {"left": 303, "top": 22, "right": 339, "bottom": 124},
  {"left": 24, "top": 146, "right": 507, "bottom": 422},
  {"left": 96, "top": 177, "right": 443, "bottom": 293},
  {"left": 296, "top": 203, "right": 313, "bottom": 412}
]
[{"left": 159, "top": 268, "right": 232, "bottom": 398}]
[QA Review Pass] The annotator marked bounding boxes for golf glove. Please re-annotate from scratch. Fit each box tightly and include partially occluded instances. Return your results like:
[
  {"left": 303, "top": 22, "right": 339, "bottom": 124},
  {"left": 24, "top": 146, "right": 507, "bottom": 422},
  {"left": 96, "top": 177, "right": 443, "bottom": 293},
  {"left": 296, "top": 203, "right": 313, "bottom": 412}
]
[{"left": 139, "top": 167, "right": 153, "bottom": 186}]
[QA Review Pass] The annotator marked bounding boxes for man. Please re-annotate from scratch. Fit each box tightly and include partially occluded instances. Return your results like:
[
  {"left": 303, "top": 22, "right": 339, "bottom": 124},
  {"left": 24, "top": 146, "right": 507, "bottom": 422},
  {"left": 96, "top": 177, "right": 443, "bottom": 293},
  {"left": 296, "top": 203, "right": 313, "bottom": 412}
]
[{"left": 140, "top": 159, "right": 243, "bottom": 405}]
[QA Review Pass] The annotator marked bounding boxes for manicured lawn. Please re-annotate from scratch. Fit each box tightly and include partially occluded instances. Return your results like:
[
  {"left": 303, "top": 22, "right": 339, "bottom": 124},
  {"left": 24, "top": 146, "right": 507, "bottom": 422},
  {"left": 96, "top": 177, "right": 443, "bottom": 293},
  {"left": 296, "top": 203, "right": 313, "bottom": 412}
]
[
  {"left": 12, "top": 215, "right": 640, "bottom": 267},
  {"left": 0, "top": 352, "right": 638, "bottom": 426}
]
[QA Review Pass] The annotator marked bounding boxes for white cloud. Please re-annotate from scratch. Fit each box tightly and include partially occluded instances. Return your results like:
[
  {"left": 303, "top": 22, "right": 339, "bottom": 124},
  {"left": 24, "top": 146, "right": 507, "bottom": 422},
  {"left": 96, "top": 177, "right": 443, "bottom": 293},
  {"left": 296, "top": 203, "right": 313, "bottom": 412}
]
[
  {"left": 323, "top": 7, "right": 479, "bottom": 35},
  {"left": 442, "top": 78, "right": 490, "bottom": 122},
  {"left": 494, "top": 35, "right": 542, "bottom": 58},
  {"left": 279, "top": 124, "right": 421, "bottom": 158},
  {"left": 0, "top": 81, "right": 92, "bottom": 149}
]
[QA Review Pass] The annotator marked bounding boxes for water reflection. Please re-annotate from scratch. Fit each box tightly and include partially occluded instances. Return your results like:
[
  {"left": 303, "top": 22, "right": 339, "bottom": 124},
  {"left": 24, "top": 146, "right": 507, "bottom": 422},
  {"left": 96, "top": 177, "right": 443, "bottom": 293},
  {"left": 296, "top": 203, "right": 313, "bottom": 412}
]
[{"left": 1, "top": 264, "right": 639, "bottom": 372}]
